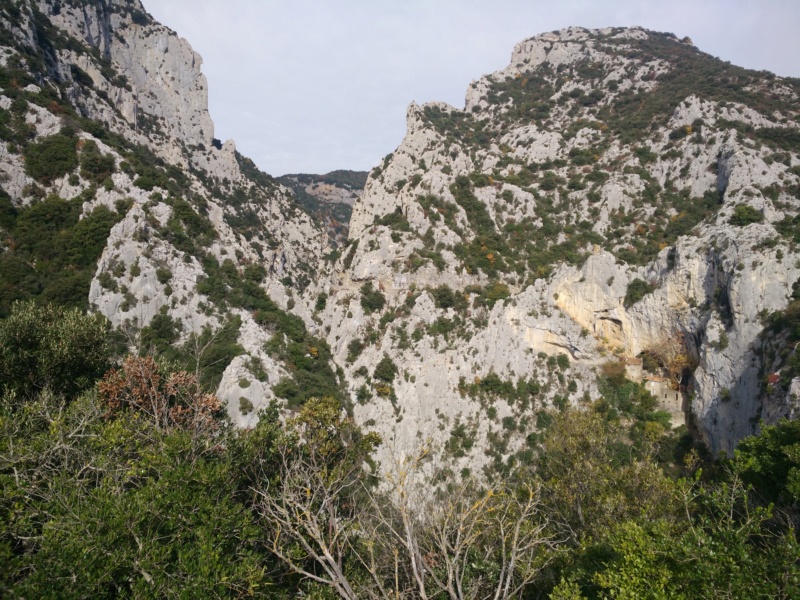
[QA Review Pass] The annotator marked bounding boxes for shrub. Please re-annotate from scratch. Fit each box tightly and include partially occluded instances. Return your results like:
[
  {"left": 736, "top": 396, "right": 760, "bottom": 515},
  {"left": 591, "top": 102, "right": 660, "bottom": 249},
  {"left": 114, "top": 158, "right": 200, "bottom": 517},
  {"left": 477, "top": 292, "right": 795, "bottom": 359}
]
[
  {"left": 346, "top": 339, "right": 365, "bottom": 364},
  {"left": 729, "top": 204, "right": 764, "bottom": 226},
  {"left": 431, "top": 284, "right": 467, "bottom": 311},
  {"left": 484, "top": 282, "right": 511, "bottom": 307},
  {"left": 79, "top": 139, "right": 116, "bottom": 182},
  {"left": 314, "top": 292, "right": 328, "bottom": 312},
  {"left": 140, "top": 312, "right": 180, "bottom": 353},
  {"left": 68, "top": 204, "right": 121, "bottom": 267},
  {"left": 239, "top": 396, "right": 254, "bottom": 415},
  {"left": 156, "top": 267, "right": 172, "bottom": 284},
  {"left": 0, "top": 300, "right": 111, "bottom": 399},
  {"left": 23, "top": 130, "right": 78, "bottom": 183},
  {"left": 373, "top": 355, "right": 398, "bottom": 383},
  {"left": 624, "top": 278, "right": 655, "bottom": 307},
  {"left": 190, "top": 318, "right": 244, "bottom": 391},
  {"left": 735, "top": 418, "right": 800, "bottom": 504},
  {"left": 356, "top": 384, "right": 371, "bottom": 405},
  {"left": 342, "top": 240, "right": 359, "bottom": 270},
  {"left": 360, "top": 282, "right": 386, "bottom": 314},
  {"left": 374, "top": 206, "right": 411, "bottom": 231},
  {"left": 98, "top": 355, "right": 223, "bottom": 435}
]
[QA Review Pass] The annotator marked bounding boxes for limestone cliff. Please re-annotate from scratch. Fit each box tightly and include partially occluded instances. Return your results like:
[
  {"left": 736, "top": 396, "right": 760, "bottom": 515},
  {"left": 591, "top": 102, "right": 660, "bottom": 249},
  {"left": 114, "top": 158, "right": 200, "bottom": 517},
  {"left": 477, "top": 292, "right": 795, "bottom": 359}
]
[
  {"left": 0, "top": 0, "right": 329, "bottom": 427},
  {"left": 321, "top": 27, "right": 800, "bottom": 461},
  {"left": 1, "top": 9, "right": 798, "bottom": 472}
]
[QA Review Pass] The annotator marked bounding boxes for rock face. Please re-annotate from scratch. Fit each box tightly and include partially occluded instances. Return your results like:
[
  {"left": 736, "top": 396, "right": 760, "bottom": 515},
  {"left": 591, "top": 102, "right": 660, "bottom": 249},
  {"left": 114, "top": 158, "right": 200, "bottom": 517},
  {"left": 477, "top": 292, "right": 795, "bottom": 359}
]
[
  {"left": 0, "top": 0, "right": 327, "bottom": 425},
  {"left": 318, "top": 26, "right": 800, "bottom": 462},
  {"left": 44, "top": 0, "right": 214, "bottom": 162},
  {"left": 1, "top": 9, "right": 799, "bottom": 472}
]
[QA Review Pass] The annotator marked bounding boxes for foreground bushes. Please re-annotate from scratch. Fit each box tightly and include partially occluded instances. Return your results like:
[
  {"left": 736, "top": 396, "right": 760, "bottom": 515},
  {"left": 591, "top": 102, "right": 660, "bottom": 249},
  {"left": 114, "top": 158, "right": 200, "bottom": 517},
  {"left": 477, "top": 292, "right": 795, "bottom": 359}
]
[
  {"left": 0, "top": 302, "right": 797, "bottom": 597},
  {"left": 0, "top": 300, "right": 110, "bottom": 399}
]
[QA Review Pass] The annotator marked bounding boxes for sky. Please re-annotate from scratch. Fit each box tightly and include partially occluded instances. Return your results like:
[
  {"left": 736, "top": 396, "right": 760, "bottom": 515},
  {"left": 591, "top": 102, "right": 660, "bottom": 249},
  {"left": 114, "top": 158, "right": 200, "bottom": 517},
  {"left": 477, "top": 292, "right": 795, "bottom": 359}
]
[{"left": 143, "top": 1, "right": 800, "bottom": 177}]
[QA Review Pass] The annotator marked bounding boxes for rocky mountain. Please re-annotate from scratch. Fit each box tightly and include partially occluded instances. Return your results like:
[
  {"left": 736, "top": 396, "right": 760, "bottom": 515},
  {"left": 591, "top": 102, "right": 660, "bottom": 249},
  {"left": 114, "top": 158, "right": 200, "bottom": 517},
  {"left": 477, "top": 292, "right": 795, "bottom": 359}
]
[
  {"left": 277, "top": 169, "right": 366, "bottom": 248},
  {"left": 318, "top": 26, "right": 800, "bottom": 466},
  {"left": 0, "top": 0, "right": 332, "bottom": 428},
  {"left": 1, "top": 3, "right": 798, "bottom": 474}
]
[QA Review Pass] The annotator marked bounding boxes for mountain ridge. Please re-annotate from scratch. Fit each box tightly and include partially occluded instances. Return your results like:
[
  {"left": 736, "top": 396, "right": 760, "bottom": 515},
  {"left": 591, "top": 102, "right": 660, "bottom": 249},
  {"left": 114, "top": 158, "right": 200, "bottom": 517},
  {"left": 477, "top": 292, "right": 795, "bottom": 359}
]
[
  {"left": 0, "top": 7, "right": 798, "bottom": 466},
  {"left": 325, "top": 25, "right": 800, "bottom": 461},
  {"left": 1, "top": 8, "right": 800, "bottom": 596}
]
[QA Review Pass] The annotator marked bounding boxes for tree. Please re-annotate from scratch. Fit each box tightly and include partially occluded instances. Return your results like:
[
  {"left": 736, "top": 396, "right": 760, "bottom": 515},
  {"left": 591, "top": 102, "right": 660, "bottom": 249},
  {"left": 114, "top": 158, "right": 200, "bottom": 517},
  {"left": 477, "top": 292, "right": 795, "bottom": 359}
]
[
  {"left": 353, "top": 452, "right": 558, "bottom": 599},
  {"left": 735, "top": 418, "right": 800, "bottom": 506},
  {"left": 537, "top": 406, "right": 677, "bottom": 543},
  {"left": 0, "top": 300, "right": 111, "bottom": 400},
  {"left": 252, "top": 396, "right": 380, "bottom": 599},
  {"left": 255, "top": 407, "right": 558, "bottom": 599},
  {"left": 585, "top": 472, "right": 800, "bottom": 599},
  {"left": 0, "top": 387, "right": 268, "bottom": 597},
  {"left": 0, "top": 330, "right": 275, "bottom": 599}
]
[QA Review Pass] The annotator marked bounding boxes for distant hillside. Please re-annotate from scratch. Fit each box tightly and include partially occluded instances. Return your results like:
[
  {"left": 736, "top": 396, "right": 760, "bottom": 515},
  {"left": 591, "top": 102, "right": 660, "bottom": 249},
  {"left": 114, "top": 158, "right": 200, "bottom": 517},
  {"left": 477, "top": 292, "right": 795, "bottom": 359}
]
[{"left": 278, "top": 170, "right": 368, "bottom": 247}]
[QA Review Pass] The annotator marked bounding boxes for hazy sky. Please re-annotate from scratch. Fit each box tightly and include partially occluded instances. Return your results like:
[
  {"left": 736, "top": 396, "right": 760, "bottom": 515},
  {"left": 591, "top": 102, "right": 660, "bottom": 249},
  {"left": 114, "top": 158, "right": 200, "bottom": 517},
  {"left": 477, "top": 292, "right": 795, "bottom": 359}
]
[{"left": 143, "top": 1, "right": 800, "bottom": 176}]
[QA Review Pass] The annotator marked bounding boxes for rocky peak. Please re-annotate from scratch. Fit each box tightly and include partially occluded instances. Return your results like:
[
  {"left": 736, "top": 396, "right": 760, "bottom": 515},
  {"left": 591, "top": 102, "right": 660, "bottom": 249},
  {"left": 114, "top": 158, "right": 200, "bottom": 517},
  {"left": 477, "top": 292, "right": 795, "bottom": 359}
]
[
  {"left": 322, "top": 25, "right": 800, "bottom": 461},
  {"left": 31, "top": 0, "right": 214, "bottom": 163}
]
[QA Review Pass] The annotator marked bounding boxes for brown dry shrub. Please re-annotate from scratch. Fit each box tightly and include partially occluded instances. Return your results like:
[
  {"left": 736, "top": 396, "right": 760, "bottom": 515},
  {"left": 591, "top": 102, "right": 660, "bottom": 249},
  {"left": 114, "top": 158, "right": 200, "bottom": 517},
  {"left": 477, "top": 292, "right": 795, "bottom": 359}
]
[{"left": 98, "top": 355, "right": 224, "bottom": 436}]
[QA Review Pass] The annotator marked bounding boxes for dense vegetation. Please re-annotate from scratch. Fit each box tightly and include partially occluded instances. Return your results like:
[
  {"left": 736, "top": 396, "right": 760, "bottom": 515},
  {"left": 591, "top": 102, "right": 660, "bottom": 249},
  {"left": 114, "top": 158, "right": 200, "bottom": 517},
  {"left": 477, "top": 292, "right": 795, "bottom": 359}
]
[
  {"left": 0, "top": 8, "right": 797, "bottom": 596},
  {"left": 0, "top": 190, "right": 125, "bottom": 316},
  {"left": 0, "top": 300, "right": 797, "bottom": 598}
]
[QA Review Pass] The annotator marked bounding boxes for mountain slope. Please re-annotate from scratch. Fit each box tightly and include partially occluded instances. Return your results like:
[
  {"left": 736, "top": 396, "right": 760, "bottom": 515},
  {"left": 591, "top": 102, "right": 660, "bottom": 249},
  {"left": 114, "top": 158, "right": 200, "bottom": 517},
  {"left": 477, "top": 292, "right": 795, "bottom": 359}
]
[
  {"left": 0, "top": 0, "right": 335, "bottom": 426},
  {"left": 278, "top": 169, "right": 366, "bottom": 248},
  {"left": 320, "top": 26, "right": 800, "bottom": 461},
  {"left": 1, "top": 8, "right": 798, "bottom": 469}
]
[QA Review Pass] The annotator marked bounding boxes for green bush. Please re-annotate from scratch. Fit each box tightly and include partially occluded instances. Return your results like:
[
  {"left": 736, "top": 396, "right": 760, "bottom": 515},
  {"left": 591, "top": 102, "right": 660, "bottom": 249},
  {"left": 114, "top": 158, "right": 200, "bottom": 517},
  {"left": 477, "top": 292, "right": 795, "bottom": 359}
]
[
  {"left": 373, "top": 355, "right": 398, "bottom": 383},
  {"left": 189, "top": 317, "right": 244, "bottom": 391},
  {"left": 23, "top": 130, "right": 78, "bottom": 183},
  {"left": 342, "top": 240, "right": 359, "bottom": 270},
  {"left": 314, "top": 292, "right": 328, "bottom": 312},
  {"left": 729, "top": 204, "right": 764, "bottom": 226},
  {"left": 139, "top": 312, "right": 180, "bottom": 354},
  {"left": 735, "top": 418, "right": 800, "bottom": 505},
  {"left": 68, "top": 205, "right": 120, "bottom": 267},
  {"left": 239, "top": 396, "right": 254, "bottom": 414},
  {"left": 484, "top": 281, "right": 510, "bottom": 307},
  {"left": 0, "top": 187, "right": 16, "bottom": 229},
  {"left": 346, "top": 339, "right": 365, "bottom": 363},
  {"left": 624, "top": 278, "right": 655, "bottom": 307},
  {"left": 79, "top": 139, "right": 116, "bottom": 182},
  {"left": 360, "top": 282, "right": 386, "bottom": 314},
  {"left": 374, "top": 206, "right": 411, "bottom": 231},
  {"left": 0, "top": 195, "right": 121, "bottom": 315},
  {"left": 431, "top": 285, "right": 467, "bottom": 311},
  {"left": 0, "top": 300, "right": 111, "bottom": 399},
  {"left": 155, "top": 267, "right": 172, "bottom": 284}
]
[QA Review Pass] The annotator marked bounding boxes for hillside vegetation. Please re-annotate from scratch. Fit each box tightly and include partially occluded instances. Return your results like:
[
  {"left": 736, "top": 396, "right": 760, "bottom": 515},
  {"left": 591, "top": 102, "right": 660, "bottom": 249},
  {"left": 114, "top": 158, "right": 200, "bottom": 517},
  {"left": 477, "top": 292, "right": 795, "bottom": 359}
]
[{"left": 0, "top": 3, "right": 798, "bottom": 596}]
